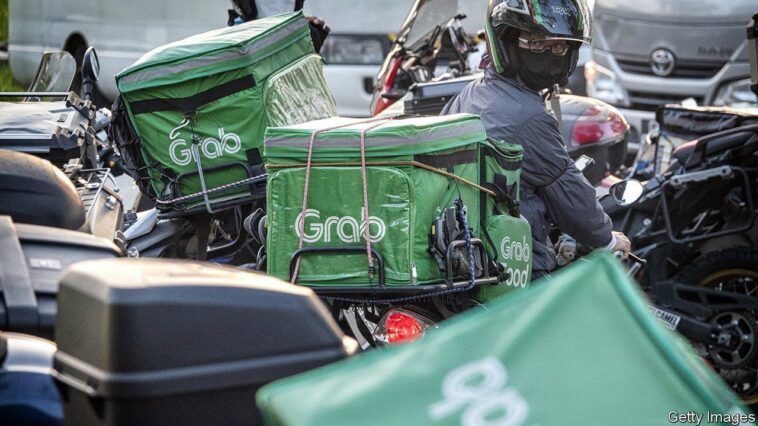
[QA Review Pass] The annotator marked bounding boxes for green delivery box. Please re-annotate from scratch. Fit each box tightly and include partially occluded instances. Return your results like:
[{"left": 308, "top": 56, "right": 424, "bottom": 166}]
[
  {"left": 256, "top": 252, "right": 752, "bottom": 426},
  {"left": 116, "top": 12, "right": 336, "bottom": 211},
  {"left": 264, "top": 114, "right": 530, "bottom": 290}
]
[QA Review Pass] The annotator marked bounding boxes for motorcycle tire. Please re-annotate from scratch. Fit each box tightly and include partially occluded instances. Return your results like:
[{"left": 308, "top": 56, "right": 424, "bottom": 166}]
[
  {"left": 675, "top": 247, "right": 758, "bottom": 399},
  {"left": 675, "top": 247, "right": 758, "bottom": 295}
]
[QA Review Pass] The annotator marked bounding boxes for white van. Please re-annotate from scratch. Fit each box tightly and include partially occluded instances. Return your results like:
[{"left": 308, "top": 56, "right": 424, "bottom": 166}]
[
  {"left": 8, "top": 0, "right": 418, "bottom": 116},
  {"left": 8, "top": 1, "right": 221, "bottom": 102}
]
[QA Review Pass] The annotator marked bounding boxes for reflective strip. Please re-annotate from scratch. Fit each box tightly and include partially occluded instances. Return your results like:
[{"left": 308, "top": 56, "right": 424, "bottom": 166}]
[
  {"left": 415, "top": 149, "right": 478, "bottom": 168},
  {"left": 265, "top": 121, "right": 485, "bottom": 149},
  {"left": 119, "top": 21, "right": 304, "bottom": 87}
]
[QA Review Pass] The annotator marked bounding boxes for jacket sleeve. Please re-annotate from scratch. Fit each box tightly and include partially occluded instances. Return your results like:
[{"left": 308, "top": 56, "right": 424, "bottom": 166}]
[{"left": 516, "top": 112, "right": 613, "bottom": 248}]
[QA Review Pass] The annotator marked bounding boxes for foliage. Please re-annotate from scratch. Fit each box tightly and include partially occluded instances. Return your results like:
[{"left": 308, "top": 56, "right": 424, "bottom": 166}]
[{"left": 0, "top": 0, "right": 22, "bottom": 92}]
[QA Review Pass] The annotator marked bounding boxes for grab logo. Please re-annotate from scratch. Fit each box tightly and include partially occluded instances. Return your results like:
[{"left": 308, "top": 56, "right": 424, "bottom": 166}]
[
  {"left": 168, "top": 117, "right": 242, "bottom": 166},
  {"left": 500, "top": 235, "right": 531, "bottom": 288},
  {"left": 428, "top": 357, "right": 530, "bottom": 426},
  {"left": 295, "top": 208, "right": 386, "bottom": 244}
]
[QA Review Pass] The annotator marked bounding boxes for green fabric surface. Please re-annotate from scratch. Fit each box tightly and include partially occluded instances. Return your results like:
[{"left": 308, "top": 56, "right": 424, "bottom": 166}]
[{"left": 257, "top": 252, "right": 750, "bottom": 426}]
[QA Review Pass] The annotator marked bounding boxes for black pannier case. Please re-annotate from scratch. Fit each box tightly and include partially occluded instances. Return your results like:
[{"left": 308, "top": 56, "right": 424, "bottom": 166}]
[
  {"left": 53, "top": 258, "right": 356, "bottom": 426},
  {"left": 0, "top": 216, "right": 121, "bottom": 339}
]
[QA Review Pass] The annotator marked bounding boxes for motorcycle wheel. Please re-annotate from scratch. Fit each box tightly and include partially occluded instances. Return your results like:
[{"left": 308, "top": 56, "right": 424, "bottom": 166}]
[
  {"left": 675, "top": 247, "right": 758, "bottom": 399},
  {"left": 675, "top": 247, "right": 758, "bottom": 295}
]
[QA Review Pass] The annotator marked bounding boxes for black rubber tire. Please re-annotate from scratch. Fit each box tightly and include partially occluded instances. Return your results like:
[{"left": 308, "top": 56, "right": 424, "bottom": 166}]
[
  {"left": 675, "top": 247, "right": 758, "bottom": 294},
  {"left": 675, "top": 247, "right": 758, "bottom": 398}
]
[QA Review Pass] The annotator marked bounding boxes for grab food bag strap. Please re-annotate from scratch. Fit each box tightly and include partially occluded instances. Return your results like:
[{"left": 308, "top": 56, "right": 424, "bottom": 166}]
[{"left": 290, "top": 116, "right": 395, "bottom": 284}]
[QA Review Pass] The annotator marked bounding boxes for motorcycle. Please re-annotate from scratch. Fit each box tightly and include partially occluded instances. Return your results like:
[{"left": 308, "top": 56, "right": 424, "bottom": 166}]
[
  {"left": 584, "top": 109, "right": 758, "bottom": 397},
  {"left": 608, "top": 120, "right": 758, "bottom": 397},
  {"left": 370, "top": 0, "right": 631, "bottom": 186},
  {"left": 4, "top": 245, "right": 751, "bottom": 425},
  {"left": 0, "top": 47, "right": 126, "bottom": 243},
  {"left": 553, "top": 171, "right": 758, "bottom": 399},
  {"left": 557, "top": 17, "right": 758, "bottom": 386},
  {"left": 0, "top": 332, "right": 62, "bottom": 425},
  {"left": 604, "top": 177, "right": 758, "bottom": 402},
  {"left": 0, "top": 47, "right": 124, "bottom": 339},
  {"left": 601, "top": 121, "right": 758, "bottom": 287}
]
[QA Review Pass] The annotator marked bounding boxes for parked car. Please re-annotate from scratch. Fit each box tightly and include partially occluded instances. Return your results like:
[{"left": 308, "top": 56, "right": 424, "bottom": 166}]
[{"left": 585, "top": 0, "right": 758, "bottom": 152}]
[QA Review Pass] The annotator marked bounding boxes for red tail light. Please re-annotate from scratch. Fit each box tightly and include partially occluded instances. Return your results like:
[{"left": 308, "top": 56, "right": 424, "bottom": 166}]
[
  {"left": 371, "top": 57, "right": 402, "bottom": 116},
  {"left": 373, "top": 308, "right": 436, "bottom": 345},
  {"left": 570, "top": 106, "right": 628, "bottom": 146}
]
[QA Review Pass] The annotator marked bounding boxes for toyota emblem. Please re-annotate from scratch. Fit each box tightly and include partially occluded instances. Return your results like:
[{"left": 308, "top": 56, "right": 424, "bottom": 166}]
[{"left": 650, "top": 48, "right": 675, "bottom": 77}]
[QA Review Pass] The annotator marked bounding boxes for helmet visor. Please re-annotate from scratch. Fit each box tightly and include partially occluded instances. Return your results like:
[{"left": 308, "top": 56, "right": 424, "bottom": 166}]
[{"left": 490, "top": 0, "right": 591, "bottom": 44}]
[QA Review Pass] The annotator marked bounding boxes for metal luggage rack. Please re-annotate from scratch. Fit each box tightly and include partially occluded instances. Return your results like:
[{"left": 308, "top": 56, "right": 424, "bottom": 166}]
[
  {"left": 288, "top": 242, "right": 501, "bottom": 301},
  {"left": 74, "top": 167, "right": 118, "bottom": 217}
]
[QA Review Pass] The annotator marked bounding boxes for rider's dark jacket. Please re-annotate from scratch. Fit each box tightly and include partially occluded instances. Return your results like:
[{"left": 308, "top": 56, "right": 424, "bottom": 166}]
[{"left": 441, "top": 66, "right": 613, "bottom": 273}]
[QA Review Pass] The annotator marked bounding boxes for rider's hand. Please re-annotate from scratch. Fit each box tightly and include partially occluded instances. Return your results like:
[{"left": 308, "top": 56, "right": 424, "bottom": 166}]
[
  {"left": 609, "top": 231, "right": 631, "bottom": 259},
  {"left": 306, "top": 16, "right": 330, "bottom": 32},
  {"left": 305, "top": 16, "right": 331, "bottom": 53}
]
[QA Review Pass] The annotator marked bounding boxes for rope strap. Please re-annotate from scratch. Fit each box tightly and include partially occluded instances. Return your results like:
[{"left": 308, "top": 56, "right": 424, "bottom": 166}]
[
  {"left": 268, "top": 161, "right": 497, "bottom": 198},
  {"left": 154, "top": 173, "right": 267, "bottom": 206},
  {"left": 291, "top": 116, "right": 397, "bottom": 284},
  {"left": 359, "top": 121, "right": 394, "bottom": 278}
]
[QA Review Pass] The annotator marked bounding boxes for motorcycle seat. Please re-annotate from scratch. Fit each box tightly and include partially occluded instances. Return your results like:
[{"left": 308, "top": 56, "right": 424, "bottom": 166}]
[
  {"left": 0, "top": 150, "right": 85, "bottom": 230},
  {"left": 672, "top": 129, "right": 756, "bottom": 168}
]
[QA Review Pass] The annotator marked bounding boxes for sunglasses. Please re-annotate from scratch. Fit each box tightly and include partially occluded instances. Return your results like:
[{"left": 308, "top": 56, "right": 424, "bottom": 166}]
[{"left": 517, "top": 37, "right": 570, "bottom": 56}]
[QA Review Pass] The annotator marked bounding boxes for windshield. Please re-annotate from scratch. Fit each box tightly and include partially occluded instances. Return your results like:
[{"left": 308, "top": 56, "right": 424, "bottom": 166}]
[
  {"left": 26, "top": 51, "right": 77, "bottom": 100},
  {"left": 400, "top": 0, "right": 458, "bottom": 49}
]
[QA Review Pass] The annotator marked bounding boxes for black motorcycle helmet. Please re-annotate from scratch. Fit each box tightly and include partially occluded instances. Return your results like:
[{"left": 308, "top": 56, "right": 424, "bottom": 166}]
[
  {"left": 485, "top": 0, "right": 591, "bottom": 89},
  {"left": 230, "top": 0, "right": 305, "bottom": 22}
]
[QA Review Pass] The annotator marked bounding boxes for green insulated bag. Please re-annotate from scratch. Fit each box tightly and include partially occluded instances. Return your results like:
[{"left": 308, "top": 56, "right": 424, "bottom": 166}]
[
  {"left": 476, "top": 138, "right": 531, "bottom": 302},
  {"left": 479, "top": 214, "right": 532, "bottom": 302},
  {"left": 115, "top": 12, "right": 336, "bottom": 212},
  {"left": 264, "top": 114, "right": 490, "bottom": 288},
  {"left": 256, "top": 252, "right": 752, "bottom": 426},
  {"left": 480, "top": 138, "right": 523, "bottom": 217}
]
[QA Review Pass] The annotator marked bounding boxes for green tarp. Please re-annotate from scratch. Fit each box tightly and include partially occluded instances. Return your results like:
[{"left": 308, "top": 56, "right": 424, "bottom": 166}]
[
  {"left": 257, "top": 252, "right": 751, "bottom": 425},
  {"left": 116, "top": 12, "right": 336, "bottom": 209}
]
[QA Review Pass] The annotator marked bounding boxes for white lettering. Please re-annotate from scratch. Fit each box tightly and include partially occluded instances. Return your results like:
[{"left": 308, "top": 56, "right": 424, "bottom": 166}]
[
  {"left": 169, "top": 139, "right": 192, "bottom": 166},
  {"left": 295, "top": 208, "right": 386, "bottom": 244},
  {"left": 429, "top": 357, "right": 530, "bottom": 426},
  {"left": 168, "top": 120, "right": 242, "bottom": 166},
  {"left": 500, "top": 235, "right": 531, "bottom": 288}
]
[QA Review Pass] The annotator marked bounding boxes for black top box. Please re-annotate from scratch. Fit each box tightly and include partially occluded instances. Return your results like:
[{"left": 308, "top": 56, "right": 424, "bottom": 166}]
[{"left": 53, "top": 259, "right": 356, "bottom": 425}]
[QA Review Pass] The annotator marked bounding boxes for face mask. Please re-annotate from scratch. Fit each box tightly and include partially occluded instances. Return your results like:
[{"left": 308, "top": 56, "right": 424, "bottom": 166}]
[{"left": 515, "top": 48, "right": 571, "bottom": 91}]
